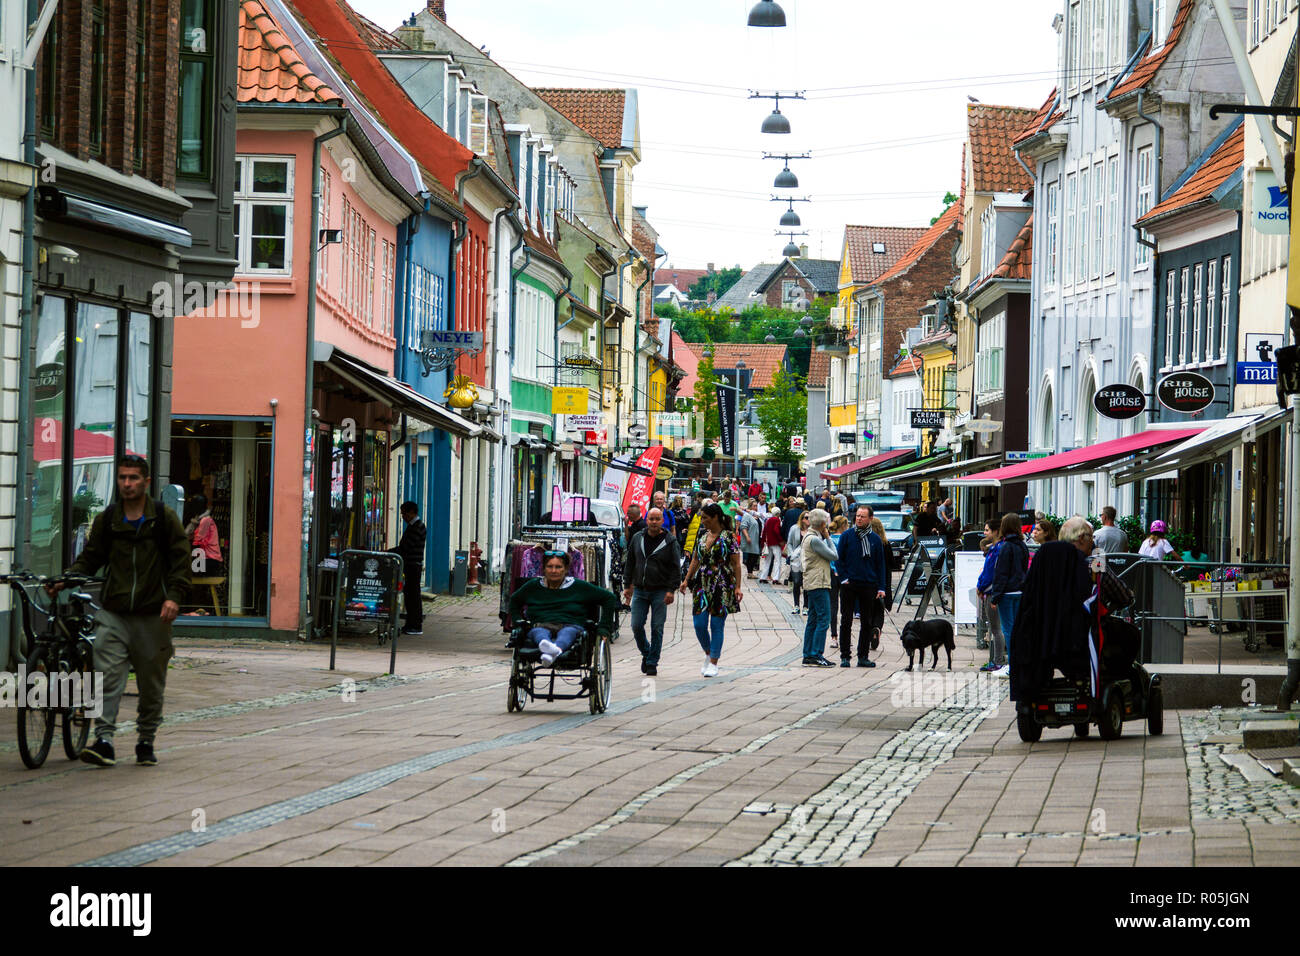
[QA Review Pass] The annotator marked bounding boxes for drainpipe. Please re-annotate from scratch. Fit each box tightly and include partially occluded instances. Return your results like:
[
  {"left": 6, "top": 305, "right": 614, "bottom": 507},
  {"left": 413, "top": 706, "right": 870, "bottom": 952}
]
[
  {"left": 633, "top": 253, "right": 653, "bottom": 440},
  {"left": 485, "top": 197, "right": 518, "bottom": 579},
  {"left": 297, "top": 114, "right": 349, "bottom": 641},
  {"left": 12, "top": 0, "right": 39, "bottom": 659}
]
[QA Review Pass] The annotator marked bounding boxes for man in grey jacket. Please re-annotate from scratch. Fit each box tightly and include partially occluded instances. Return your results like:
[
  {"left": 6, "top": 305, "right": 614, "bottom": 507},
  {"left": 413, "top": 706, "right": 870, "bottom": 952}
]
[{"left": 623, "top": 508, "right": 682, "bottom": 676}]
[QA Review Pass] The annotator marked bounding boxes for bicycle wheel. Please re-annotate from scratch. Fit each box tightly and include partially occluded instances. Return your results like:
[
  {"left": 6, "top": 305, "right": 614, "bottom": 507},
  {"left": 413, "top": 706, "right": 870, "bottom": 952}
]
[
  {"left": 61, "top": 643, "right": 93, "bottom": 760},
  {"left": 17, "top": 649, "right": 55, "bottom": 769}
]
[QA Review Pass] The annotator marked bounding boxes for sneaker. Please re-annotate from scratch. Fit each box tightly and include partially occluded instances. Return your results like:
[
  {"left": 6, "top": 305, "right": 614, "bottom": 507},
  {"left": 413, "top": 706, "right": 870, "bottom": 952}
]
[
  {"left": 135, "top": 741, "right": 157, "bottom": 766},
  {"left": 829, "top": 638, "right": 838, "bottom": 650},
  {"left": 644, "top": 664, "right": 657, "bottom": 677},
  {"left": 979, "top": 662, "right": 999, "bottom": 673},
  {"left": 538, "top": 638, "right": 561, "bottom": 659},
  {"left": 80, "top": 738, "right": 115, "bottom": 767},
  {"left": 994, "top": 665, "right": 1011, "bottom": 678},
  {"left": 703, "top": 662, "right": 719, "bottom": 678},
  {"left": 857, "top": 659, "right": 876, "bottom": 668},
  {"left": 401, "top": 627, "right": 423, "bottom": 636},
  {"left": 814, "top": 656, "right": 836, "bottom": 668},
  {"left": 701, "top": 660, "right": 711, "bottom": 676},
  {"left": 840, "top": 658, "right": 851, "bottom": 668},
  {"left": 802, "top": 657, "right": 820, "bottom": 667}
]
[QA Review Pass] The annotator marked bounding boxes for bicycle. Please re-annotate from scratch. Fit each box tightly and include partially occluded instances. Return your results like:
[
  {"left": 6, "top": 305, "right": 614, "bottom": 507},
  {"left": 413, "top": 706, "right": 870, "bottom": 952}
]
[{"left": 1, "top": 571, "right": 101, "bottom": 768}]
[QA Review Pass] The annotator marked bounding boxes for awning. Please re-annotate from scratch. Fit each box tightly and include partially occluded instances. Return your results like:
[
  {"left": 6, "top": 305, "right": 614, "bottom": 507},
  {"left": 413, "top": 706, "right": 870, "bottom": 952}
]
[
  {"left": 865, "top": 449, "right": 951, "bottom": 483},
  {"left": 872, "top": 453, "right": 1002, "bottom": 487},
  {"left": 1109, "top": 408, "right": 1292, "bottom": 486},
  {"left": 316, "top": 343, "right": 480, "bottom": 438},
  {"left": 946, "top": 427, "right": 1207, "bottom": 487},
  {"left": 807, "top": 449, "right": 853, "bottom": 468},
  {"left": 821, "top": 448, "right": 914, "bottom": 481}
]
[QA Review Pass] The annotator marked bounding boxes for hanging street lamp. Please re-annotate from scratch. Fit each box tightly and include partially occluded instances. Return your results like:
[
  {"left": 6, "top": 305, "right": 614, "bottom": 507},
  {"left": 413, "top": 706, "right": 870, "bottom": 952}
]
[
  {"left": 747, "top": 0, "right": 787, "bottom": 27},
  {"left": 773, "top": 194, "right": 811, "bottom": 227},
  {"left": 764, "top": 152, "right": 810, "bottom": 189},
  {"left": 751, "top": 91, "right": 804, "bottom": 135}
]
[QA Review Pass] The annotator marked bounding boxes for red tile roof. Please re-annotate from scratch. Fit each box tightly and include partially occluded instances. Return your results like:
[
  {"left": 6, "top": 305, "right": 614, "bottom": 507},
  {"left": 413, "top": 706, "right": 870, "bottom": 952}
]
[
  {"left": 967, "top": 104, "right": 1038, "bottom": 192},
  {"left": 533, "top": 88, "right": 627, "bottom": 150},
  {"left": 807, "top": 349, "right": 831, "bottom": 387},
  {"left": 680, "top": 343, "right": 788, "bottom": 389},
  {"left": 238, "top": 0, "right": 341, "bottom": 104},
  {"left": 886, "top": 354, "right": 922, "bottom": 378},
  {"left": 1012, "top": 88, "right": 1063, "bottom": 148},
  {"left": 1103, "top": 0, "right": 1193, "bottom": 104},
  {"left": 672, "top": 332, "right": 701, "bottom": 394},
  {"left": 870, "top": 202, "right": 961, "bottom": 288},
  {"left": 991, "top": 213, "right": 1033, "bottom": 281},
  {"left": 1139, "top": 124, "right": 1244, "bottom": 225},
  {"left": 655, "top": 267, "right": 711, "bottom": 294},
  {"left": 352, "top": 8, "right": 405, "bottom": 49},
  {"left": 843, "top": 225, "right": 929, "bottom": 284}
]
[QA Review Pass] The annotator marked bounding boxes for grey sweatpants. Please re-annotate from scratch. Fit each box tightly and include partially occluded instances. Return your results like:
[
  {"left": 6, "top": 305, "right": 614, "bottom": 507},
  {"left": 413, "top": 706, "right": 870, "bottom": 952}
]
[{"left": 92, "top": 609, "right": 175, "bottom": 742}]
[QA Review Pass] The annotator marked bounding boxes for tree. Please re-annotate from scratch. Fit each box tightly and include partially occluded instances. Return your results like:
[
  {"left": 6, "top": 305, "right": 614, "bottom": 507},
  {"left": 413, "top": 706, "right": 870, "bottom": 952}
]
[
  {"left": 693, "top": 350, "right": 722, "bottom": 448},
  {"left": 688, "top": 266, "right": 743, "bottom": 302},
  {"left": 753, "top": 366, "right": 807, "bottom": 465},
  {"left": 930, "top": 190, "right": 960, "bottom": 225}
]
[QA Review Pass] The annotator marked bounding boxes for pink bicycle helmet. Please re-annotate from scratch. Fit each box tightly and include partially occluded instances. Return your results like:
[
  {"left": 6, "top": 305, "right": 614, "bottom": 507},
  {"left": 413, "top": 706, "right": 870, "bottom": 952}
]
[{"left": 1149, "top": 520, "right": 1167, "bottom": 535}]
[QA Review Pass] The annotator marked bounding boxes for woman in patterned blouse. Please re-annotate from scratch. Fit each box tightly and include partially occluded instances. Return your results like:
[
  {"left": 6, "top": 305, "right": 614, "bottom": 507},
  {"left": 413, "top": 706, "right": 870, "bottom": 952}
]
[{"left": 681, "top": 502, "right": 744, "bottom": 678}]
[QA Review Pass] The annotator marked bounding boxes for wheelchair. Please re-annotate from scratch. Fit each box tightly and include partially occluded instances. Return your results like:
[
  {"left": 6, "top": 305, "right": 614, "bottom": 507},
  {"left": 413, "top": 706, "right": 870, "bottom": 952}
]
[
  {"left": 505, "top": 618, "right": 613, "bottom": 715},
  {"left": 1016, "top": 614, "right": 1164, "bottom": 743}
]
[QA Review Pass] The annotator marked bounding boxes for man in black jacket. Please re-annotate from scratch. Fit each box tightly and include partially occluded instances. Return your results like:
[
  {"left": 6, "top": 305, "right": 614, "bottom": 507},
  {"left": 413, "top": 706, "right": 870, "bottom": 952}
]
[
  {"left": 622, "top": 507, "right": 682, "bottom": 676},
  {"left": 64, "top": 455, "right": 191, "bottom": 768},
  {"left": 392, "top": 501, "right": 427, "bottom": 635}
]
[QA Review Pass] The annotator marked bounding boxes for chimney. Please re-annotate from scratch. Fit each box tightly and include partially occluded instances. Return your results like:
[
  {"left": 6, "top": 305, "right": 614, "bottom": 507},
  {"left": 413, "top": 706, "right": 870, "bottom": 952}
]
[
  {"left": 427, "top": 1, "right": 446, "bottom": 20},
  {"left": 707, "top": 262, "right": 714, "bottom": 273},
  {"left": 799, "top": 244, "right": 808, "bottom": 258},
  {"left": 396, "top": 20, "right": 424, "bottom": 49}
]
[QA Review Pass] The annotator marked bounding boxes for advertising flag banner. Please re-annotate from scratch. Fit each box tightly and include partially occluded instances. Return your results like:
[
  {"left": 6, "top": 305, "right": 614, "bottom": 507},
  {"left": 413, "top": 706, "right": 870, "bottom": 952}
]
[
  {"left": 716, "top": 383, "right": 737, "bottom": 457},
  {"left": 599, "top": 455, "right": 631, "bottom": 502},
  {"left": 621, "top": 445, "right": 665, "bottom": 517}
]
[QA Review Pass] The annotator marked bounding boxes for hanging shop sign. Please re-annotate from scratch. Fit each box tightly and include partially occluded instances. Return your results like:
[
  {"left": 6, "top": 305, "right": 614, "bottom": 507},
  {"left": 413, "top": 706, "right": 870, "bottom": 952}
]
[
  {"left": 910, "top": 409, "right": 945, "bottom": 429},
  {"left": 551, "top": 387, "right": 589, "bottom": 415},
  {"left": 838, "top": 432, "right": 857, "bottom": 445},
  {"left": 419, "top": 330, "right": 484, "bottom": 376},
  {"left": 1251, "top": 169, "right": 1290, "bottom": 236},
  {"left": 1156, "top": 371, "right": 1214, "bottom": 414},
  {"left": 566, "top": 414, "right": 602, "bottom": 432},
  {"left": 1093, "top": 383, "right": 1147, "bottom": 420},
  {"left": 963, "top": 419, "right": 1002, "bottom": 434}
]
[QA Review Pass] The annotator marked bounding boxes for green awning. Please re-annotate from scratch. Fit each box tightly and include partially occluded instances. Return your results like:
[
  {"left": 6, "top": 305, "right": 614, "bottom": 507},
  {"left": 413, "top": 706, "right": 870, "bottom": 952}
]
[{"left": 864, "top": 448, "right": 951, "bottom": 483}]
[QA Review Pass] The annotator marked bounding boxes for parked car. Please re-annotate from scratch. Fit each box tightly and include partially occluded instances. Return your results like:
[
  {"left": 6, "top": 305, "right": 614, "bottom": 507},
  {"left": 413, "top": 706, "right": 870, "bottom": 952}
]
[{"left": 873, "top": 511, "right": 914, "bottom": 568}]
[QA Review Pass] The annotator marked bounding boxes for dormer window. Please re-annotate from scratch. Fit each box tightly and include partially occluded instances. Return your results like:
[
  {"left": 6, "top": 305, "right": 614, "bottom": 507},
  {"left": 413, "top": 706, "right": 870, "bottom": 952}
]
[{"left": 872, "top": 242, "right": 886, "bottom": 254}]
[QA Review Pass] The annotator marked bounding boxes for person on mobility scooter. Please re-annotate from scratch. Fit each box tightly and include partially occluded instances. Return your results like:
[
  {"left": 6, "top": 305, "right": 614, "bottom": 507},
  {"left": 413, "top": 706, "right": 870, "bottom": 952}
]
[{"left": 1010, "top": 517, "right": 1163, "bottom": 743}]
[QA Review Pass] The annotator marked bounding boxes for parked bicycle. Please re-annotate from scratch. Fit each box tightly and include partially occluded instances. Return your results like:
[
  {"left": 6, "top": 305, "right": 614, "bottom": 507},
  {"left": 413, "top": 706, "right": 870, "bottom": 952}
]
[{"left": 1, "top": 571, "right": 100, "bottom": 768}]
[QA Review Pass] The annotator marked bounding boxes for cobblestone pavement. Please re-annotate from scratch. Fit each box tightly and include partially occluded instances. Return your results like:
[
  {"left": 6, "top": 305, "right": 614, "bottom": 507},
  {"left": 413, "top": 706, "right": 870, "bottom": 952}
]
[{"left": 0, "top": 583, "right": 1296, "bottom": 867}]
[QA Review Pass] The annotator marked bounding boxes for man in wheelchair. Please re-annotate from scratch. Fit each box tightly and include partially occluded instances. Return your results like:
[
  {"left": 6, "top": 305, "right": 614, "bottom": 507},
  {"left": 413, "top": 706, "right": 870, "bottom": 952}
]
[{"left": 508, "top": 551, "right": 619, "bottom": 666}]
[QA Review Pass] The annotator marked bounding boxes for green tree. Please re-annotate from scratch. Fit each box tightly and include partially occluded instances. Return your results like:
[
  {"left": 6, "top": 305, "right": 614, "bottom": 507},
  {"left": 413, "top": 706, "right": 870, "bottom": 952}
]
[
  {"left": 693, "top": 350, "right": 721, "bottom": 448},
  {"left": 754, "top": 366, "right": 807, "bottom": 465},
  {"left": 930, "top": 190, "right": 960, "bottom": 225},
  {"left": 688, "top": 266, "right": 743, "bottom": 302}
]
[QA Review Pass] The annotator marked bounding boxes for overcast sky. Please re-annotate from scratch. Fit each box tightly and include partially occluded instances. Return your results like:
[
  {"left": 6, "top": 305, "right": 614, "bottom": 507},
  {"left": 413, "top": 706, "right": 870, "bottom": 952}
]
[{"left": 352, "top": 0, "right": 1061, "bottom": 272}]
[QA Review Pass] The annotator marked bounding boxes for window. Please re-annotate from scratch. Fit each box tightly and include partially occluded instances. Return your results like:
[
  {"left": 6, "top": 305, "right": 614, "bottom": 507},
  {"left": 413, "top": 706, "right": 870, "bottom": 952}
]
[
  {"left": 1164, "top": 269, "right": 1176, "bottom": 369},
  {"left": 134, "top": 1, "right": 150, "bottom": 169},
  {"left": 980, "top": 206, "right": 996, "bottom": 279},
  {"left": 381, "top": 239, "right": 395, "bottom": 336},
  {"left": 1220, "top": 255, "right": 1232, "bottom": 361},
  {"left": 976, "top": 313, "right": 1005, "bottom": 396},
  {"left": 1106, "top": 155, "right": 1119, "bottom": 274},
  {"left": 318, "top": 166, "right": 331, "bottom": 288},
  {"left": 1046, "top": 181, "right": 1059, "bottom": 285},
  {"left": 1107, "top": 0, "right": 1122, "bottom": 75},
  {"left": 469, "top": 94, "right": 488, "bottom": 154},
  {"left": 365, "top": 228, "right": 376, "bottom": 326},
  {"left": 1178, "top": 266, "right": 1189, "bottom": 365},
  {"left": 1191, "top": 263, "right": 1203, "bottom": 363},
  {"left": 1078, "top": 166, "right": 1089, "bottom": 282},
  {"left": 445, "top": 71, "right": 461, "bottom": 137},
  {"left": 1093, "top": 160, "right": 1104, "bottom": 278},
  {"left": 1068, "top": 1, "right": 1081, "bottom": 91},
  {"left": 178, "top": 0, "right": 214, "bottom": 177},
  {"left": 40, "top": 14, "right": 58, "bottom": 137},
  {"left": 1156, "top": 0, "right": 1171, "bottom": 48},
  {"left": 1250, "top": 0, "right": 1261, "bottom": 47},
  {"left": 1136, "top": 146, "right": 1154, "bottom": 266},
  {"left": 1093, "top": 0, "right": 1106, "bottom": 83},
  {"left": 1065, "top": 174, "right": 1077, "bottom": 284},
  {"left": 234, "top": 156, "right": 293, "bottom": 275},
  {"left": 409, "top": 265, "right": 445, "bottom": 351},
  {"left": 1205, "top": 258, "right": 1218, "bottom": 363},
  {"left": 89, "top": 2, "right": 106, "bottom": 155}
]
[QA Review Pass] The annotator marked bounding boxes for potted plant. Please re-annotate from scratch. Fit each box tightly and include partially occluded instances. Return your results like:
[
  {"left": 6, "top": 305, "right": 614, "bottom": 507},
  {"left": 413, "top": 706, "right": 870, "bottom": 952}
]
[{"left": 255, "top": 237, "right": 277, "bottom": 269}]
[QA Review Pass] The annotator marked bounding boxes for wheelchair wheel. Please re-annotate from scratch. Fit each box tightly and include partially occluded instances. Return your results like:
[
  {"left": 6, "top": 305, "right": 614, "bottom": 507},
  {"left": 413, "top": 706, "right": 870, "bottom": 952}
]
[
  {"left": 1016, "top": 711, "right": 1041, "bottom": 743},
  {"left": 1146, "top": 686, "right": 1163, "bottom": 736},
  {"left": 1097, "top": 686, "right": 1124, "bottom": 741},
  {"left": 588, "top": 635, "right": 611, "bottom": 715},
  {"left": 507, "top": 659, "right": 527, "bottom": 713}
]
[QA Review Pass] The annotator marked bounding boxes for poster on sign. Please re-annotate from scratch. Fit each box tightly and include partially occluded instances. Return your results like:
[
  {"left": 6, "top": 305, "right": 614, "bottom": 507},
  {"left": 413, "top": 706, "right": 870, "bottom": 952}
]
[
  {"left": 621, "top": 446, "right": 665, "bottom": 517},
  {"left": 599, "top": 455, "right": 631, "bottom": 502}
]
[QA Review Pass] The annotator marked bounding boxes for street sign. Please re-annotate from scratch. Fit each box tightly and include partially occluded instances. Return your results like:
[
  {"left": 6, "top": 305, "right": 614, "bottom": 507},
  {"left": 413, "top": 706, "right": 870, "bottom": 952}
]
[
  {"left": 551, "top": 387, "right": 589, "bottom": 414},
  {"left": 1094, "top": 383, "right": 1146, "bottom": 420},
  {"left": 910, "top": 409, "right": 945, "bottom": 429},
  {"left": 1251, "top": 169, "right": 1290, "bottom": 236},
  {"left": 790, "top": 435, "right": 806, "bottom": 453},
  {"left": 1005, "top": 451, "right": 1049, "bottom": 462},
  {"left": 1156, "top": 371, "right": 1214, "bottom": 414}
]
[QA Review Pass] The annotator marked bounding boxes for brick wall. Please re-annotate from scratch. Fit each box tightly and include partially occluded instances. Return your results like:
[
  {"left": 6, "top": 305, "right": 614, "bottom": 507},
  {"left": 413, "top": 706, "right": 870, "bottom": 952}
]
[
  {"left": 878, "top": 231, "right": 960, "bottom": 362},
  {"left": 38, "top": 0, "right": 179, "bottom": 192},
  {"left": 762, "top": 261, "right": 815, "bottom": 309}
]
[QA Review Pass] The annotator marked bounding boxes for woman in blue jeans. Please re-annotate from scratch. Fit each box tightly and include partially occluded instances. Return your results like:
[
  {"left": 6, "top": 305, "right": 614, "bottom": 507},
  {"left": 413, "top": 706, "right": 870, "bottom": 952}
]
[
  {"left": 681, "top": 503, "right": 743, "bottom": 678},
  {"left": 986, "top": 512, "right": 1029, "bottom": 676}
]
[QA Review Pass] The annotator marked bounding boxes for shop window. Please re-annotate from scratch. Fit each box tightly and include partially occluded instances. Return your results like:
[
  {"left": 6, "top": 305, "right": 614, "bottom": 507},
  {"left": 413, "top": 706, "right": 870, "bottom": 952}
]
[
  {"left": 70, "top": 303, "right": 119, "bottom": 557},
  {"left": 170, "top": 418, "right": 274, "bottom": 619},
  {"left": 29, "top": 297, "right": 68, "bottom": 576}
]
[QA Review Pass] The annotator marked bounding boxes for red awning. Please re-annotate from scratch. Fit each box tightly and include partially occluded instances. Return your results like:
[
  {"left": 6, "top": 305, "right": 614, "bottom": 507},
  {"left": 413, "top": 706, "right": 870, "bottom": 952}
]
[
  {"left": 946, "top": 427, "right": 1208, "bottom": 487},
  {"left": 821, "top": 448, "right": 913, "bottom": 481},
  {"left": 33, "top": 421, "right": 132, "bottom": 464}
]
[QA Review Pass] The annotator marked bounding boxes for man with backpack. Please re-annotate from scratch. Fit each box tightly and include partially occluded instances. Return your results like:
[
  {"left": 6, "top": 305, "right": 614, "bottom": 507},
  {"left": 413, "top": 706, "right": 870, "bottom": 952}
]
[{"left": 62, "top": 455, "right": 191, "bottom": 767}]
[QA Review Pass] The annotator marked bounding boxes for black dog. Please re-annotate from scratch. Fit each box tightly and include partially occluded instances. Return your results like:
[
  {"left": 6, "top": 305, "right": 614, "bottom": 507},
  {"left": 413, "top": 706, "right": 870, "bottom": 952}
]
[{"left": 900, "top": 619, "right": 955, "bottom": 671}]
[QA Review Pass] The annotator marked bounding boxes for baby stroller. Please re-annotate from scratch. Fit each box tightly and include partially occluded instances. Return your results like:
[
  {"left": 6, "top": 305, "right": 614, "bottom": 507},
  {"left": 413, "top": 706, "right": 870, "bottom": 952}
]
[
  {"left": 504, "top": 617, "right": 612, "bottom": 715},
  {"left": 1015, "top": 562, "right": 1164, "bottom": 743}
]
